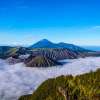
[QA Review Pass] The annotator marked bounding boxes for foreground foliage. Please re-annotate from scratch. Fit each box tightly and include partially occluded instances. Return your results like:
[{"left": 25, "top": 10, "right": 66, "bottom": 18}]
[{"left": 19, "top": 69, "right": 100, "bottom": 100}]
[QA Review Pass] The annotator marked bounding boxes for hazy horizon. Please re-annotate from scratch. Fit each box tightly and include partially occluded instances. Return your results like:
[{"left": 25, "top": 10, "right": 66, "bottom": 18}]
[{"left": 0, "top": 38, "right": 100, "bottom": 47}]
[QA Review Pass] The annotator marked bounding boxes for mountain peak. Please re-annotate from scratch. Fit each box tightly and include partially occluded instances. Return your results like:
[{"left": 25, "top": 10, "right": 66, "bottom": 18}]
[
  {"left": 30, "top": 39, "right": 55, "bottom": 48},
  {"left": 38, "top": 39, "right": 53, "bottom": 44},
  {"left": 30, "top": 39, "right": 90, "bottom": 52},
  {"left": 41, "top": 39, "right": 49, "bottom": 41}
]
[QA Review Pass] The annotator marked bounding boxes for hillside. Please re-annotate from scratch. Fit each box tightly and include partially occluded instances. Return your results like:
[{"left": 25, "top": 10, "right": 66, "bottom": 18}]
[
  {"left": 0, "top": 46, "right": 97, "bottom": 67},
  {"left": 25, "top": 55, "right": 62, "bottom": 67},
  {"left": 0, "top": 46, "right": 13, "bottom": 58},
  {"left": 0, "top": 46, "right": 85, "bottom": 67},
  {"left": 31, "top": 48, "right": 83, "bottom": 60},
  {"left": 19, "top": 69, "right": 100, "bottom": 100},
  {"left": 0, "top": 46, "right": 31, "bottom": 59}
]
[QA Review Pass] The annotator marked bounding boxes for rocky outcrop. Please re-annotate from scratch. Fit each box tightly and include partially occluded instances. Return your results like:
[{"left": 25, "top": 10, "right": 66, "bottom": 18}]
[
  {"left": 31, "top": 48, "right": 84, "bottom": 60},
  {"left": 6, "top": 57, "right": 21, "bottom": 64}
]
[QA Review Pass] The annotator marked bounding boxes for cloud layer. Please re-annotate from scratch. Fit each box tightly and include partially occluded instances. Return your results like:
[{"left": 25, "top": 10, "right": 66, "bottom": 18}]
[{"left": 0, "top": 57, "right": 100, "bottom": 100}]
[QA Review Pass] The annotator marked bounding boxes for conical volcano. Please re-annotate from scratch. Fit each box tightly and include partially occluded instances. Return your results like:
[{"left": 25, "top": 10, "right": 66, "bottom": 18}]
[
  {"left": 25, "top": 55, "right": 62, "bottom": 67},
  {"left": 30, "top": 39, "right": 58, "bottom": 48}
]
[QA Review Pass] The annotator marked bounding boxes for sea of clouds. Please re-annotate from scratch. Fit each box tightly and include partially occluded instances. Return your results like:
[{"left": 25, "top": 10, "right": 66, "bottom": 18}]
[{"left": 0, "top": 57, "right": 100, "bottom": 100}]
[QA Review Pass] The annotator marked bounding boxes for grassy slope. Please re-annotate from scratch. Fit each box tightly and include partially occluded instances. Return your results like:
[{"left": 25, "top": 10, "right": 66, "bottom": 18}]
[{"left": 19, "top": 69, "right": 100, "bottom": 100}]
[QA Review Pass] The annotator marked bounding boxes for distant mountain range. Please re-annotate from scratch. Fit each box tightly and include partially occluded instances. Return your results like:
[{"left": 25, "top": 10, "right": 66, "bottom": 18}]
[
  {"left": 30, "top": 39, "right": 91, "bottom": 52},
  {"left": 82, "top": 46, "right": 100, "bottom": 51},
  {"left": 0, "top": 39, "right": 99, "bottom": 67}
]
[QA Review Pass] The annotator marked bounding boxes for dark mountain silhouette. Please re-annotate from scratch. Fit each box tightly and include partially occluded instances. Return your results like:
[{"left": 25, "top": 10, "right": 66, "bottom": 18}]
[
  {"left": 0, "top": 46, "right": 13, "bottom": 58},
  {"left": 30, "top": 39, "right": 90, "bottom": 52},
  {"left": 30, "top": 39, "right": 58, "bottom": 48}
]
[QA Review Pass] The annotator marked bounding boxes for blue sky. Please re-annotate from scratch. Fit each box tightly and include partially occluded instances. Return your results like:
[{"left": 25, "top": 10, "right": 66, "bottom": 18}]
[{"left": 0, "top": 0, "right": 100, "bottom": 46}]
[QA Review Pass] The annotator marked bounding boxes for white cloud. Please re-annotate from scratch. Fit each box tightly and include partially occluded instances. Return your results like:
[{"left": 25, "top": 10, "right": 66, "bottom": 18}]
[
  {"left": 0, "top": 57, "right": 100, "bottom": 100},
  {"left": 92, "top": 26, "right": 100, "bottom": 29}
]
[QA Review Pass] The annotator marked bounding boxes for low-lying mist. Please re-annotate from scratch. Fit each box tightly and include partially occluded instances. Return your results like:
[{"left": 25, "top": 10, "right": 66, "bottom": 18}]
[{"left": 0, "top": 57, "right": 100, "bottom": 100}]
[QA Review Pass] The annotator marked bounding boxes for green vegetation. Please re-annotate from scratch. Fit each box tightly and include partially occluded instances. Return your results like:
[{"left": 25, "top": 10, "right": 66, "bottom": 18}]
[
  {"left": 19, "top": 69, "right": 100, "bottom": 100},
  {"left": 6, "top": 47, "right": 18, "bottom": 56}
]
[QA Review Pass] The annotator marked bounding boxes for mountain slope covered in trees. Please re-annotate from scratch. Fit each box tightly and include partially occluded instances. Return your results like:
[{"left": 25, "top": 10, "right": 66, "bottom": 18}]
[{"left": 19, "top": 69, "right": 100, "bottom": 100}]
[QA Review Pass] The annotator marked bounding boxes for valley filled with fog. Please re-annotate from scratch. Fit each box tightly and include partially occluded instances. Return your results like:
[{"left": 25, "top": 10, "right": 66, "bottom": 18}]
[{"left": 0, "top": 57, "right": 100, "bottom": 100}]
